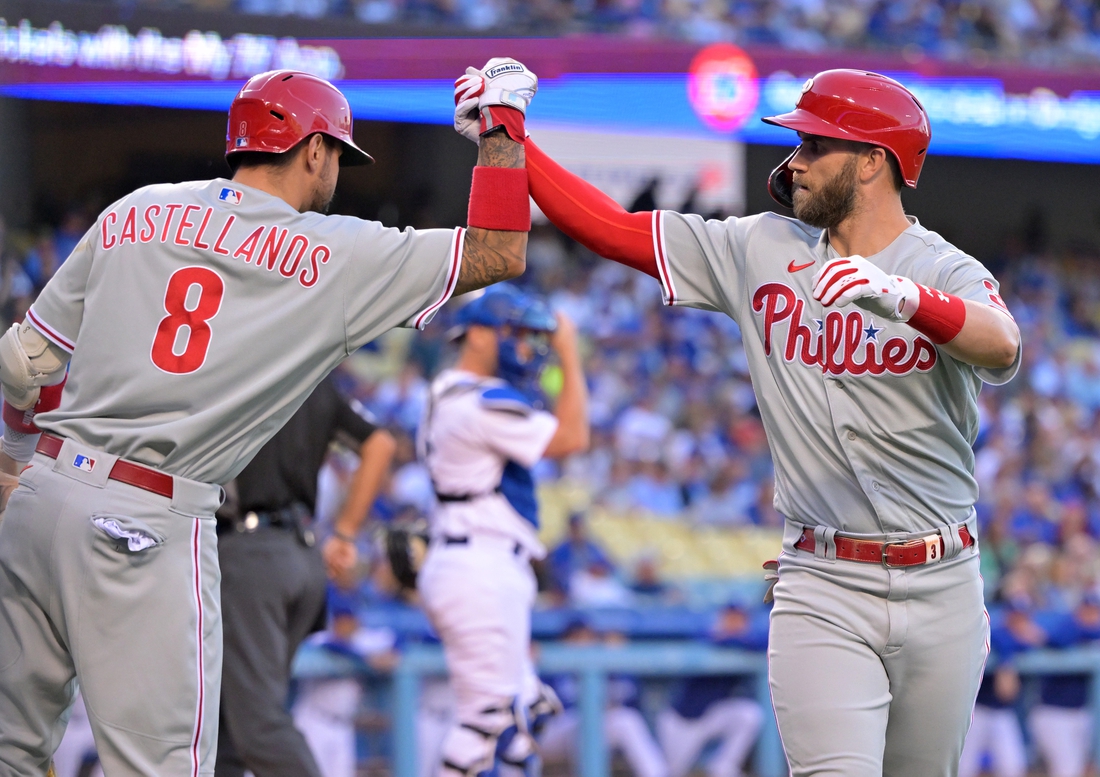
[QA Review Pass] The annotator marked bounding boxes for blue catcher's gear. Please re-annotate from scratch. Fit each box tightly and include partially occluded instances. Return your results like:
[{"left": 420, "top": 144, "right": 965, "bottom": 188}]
[{"left": 452, "top": 284, "right": 557, "bottom": 395}]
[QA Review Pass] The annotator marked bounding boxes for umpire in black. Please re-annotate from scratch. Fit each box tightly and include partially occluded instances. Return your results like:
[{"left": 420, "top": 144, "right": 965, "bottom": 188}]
[{"left": 215, "top": 372, "right": 396, "bottom": 777}]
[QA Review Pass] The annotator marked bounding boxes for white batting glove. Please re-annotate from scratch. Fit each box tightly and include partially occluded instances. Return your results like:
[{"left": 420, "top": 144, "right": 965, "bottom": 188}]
[
  {"left": 454, "top": 68, "right": 484, "bottom": 144},
  {"left": 811, "top": 255, "right": 921, "bottom": 322},
  {"left": 478, "top": 57, "right": 538, "bottom": 114},
  {"left": 453, "top": 58, "right": 538, "bottom": 145}
]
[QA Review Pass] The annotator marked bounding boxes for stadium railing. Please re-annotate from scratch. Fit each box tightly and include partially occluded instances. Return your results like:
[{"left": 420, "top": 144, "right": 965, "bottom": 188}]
[{"left": 294, "top": 639, "right": 1100, "bottom": 777}]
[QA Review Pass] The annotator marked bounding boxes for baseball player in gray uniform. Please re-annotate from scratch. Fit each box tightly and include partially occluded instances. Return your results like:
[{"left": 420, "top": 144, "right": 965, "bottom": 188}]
[
  {"left": 0, "top": 61, "right": 538, "bottom": 776},
  {"left": 456, "top": 67, "right": 1022, "bottom": 776}
]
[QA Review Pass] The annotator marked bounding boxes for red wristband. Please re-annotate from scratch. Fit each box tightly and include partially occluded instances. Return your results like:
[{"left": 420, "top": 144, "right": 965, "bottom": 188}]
[
  {"left": 468, "top": 167, "right": 531, "bottom": 232},
  {"left": 908, "top": 286, "right": 967, "bottom": 344},
  {"left": 480, "top": 105, "right": 526, "bottom": 144}
]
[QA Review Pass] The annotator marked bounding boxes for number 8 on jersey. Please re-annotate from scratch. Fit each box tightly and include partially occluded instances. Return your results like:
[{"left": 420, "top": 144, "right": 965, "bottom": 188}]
[{"left": 150, "top": 266, "right": 225, "bottom": 374}]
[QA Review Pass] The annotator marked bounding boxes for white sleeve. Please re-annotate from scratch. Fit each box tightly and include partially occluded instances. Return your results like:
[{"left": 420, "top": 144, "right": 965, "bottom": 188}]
[{"left": 478, "top": 406, "right": 559, "bottom": 468}]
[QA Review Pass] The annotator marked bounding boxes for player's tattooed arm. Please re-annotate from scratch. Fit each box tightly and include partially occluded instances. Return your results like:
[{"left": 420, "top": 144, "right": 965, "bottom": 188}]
[{"left": 457, "top": 131, "right": 528, "bottom": 295}]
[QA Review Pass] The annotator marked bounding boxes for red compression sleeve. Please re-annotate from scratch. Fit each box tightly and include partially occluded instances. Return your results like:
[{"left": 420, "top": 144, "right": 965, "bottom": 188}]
[{"left": 526, "top": 139, "right": 659, "bottom": 279}]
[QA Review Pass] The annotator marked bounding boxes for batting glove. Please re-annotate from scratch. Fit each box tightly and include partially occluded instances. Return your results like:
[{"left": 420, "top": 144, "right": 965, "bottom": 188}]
[
  {"left": 453, "top": 58, "right": 537, "bottom": 145},
  {"left": 811, "top": 255, "right": 920, "bottom": 322},
  {"left": 478, "top": 57, "right": 537, "bottom": 114},
  {"left": 454, "top": 68, "right": 484, "bottom": 144}
]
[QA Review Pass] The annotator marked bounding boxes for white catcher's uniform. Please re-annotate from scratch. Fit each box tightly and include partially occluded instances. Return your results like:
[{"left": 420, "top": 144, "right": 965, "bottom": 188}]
[
  {"left": 653, "top": 211, "right": 1020, "bottom": 777},
  {"left": 416, "top": 368, "right": 557, "bottom": 776},
  {"left": 0, "top": 178, "right": 464, "bottom": 775}
]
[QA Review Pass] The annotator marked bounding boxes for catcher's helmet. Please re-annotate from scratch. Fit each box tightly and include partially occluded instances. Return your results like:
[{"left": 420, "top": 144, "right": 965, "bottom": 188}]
[
  {"left": 762, "top": 70, "right": 930, "bottom": 207},
  {"left": 226, "top": 70, "right": 373, "bottom": 166},
  {"left": 451, "top": 284, "right": 557, "bottom": 390}
]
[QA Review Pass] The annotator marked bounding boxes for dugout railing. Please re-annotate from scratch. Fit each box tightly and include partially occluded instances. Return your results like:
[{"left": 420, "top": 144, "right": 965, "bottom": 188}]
[{"left": 293, "top": 639, "right": 1100, "bottom": 777}]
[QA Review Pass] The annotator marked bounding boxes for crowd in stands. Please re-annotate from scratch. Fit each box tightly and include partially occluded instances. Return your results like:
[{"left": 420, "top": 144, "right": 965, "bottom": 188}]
[
  {"left": 13, "top": 192, "right": 1100, "bottom": 774},
  {"left": 122, "top": 0, "right": 1100, "bottom": 68}
]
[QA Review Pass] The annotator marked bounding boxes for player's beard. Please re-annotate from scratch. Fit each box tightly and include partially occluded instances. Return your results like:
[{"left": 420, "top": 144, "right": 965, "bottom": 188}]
[
  {"left": 792, "top": 156, "right": 859, "bottom": 230},
  {"left": 308, "top": 156, "right": 339, "bottom": 213},
  {"left": 308, "top": 182, "right": 336, "bottom": 214}
]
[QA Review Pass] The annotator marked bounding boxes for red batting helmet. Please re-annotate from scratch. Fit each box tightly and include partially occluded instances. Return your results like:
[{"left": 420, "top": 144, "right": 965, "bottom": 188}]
[
  {"left": 762, "top": 70, "right": 930, "bottom": 207},
  {"left": 226, "top": 70, "right": 373, "bottom": 166}
]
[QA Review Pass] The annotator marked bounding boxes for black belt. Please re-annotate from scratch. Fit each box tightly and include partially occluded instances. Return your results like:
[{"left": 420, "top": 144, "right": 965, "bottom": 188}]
[
  {"left": 435, "top": 535, "right": 522, "bottom": 555},
  {"left": 435, "top": 486, "right": 502, "bottom": 503},
  {"left": 217, "top": 503, "right": 314, "bottom": 546}
]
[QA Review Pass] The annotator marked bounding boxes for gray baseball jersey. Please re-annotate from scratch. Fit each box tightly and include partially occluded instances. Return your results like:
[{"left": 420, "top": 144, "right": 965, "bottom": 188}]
[
  {"left": 27, "top": 178, "right": 463, "bottom": 484},
  {"left": 653, "top": 210, "right": 1020, "bottom": 535}
]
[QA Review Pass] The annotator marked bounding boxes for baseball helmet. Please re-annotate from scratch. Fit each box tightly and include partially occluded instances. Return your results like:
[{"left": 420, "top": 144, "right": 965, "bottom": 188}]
[
  {"left": 226, "top": 70, "right": 373, "bottom": 166},
  {"left": 762, "top": 70, "right": 930, "bottom": 207},
  {"left": 451, "top": 284, "right": 558, "bottom": 389}
]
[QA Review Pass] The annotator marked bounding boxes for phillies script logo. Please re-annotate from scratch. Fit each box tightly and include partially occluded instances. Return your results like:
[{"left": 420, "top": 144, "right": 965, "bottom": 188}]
[{"left": 752, "top": 283, "right": 938, "bottom": 376}]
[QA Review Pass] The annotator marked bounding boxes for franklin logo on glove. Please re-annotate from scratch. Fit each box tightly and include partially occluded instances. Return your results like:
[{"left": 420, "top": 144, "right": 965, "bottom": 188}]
[{"left": 485, "top": 62, "right": 525, "bottom": 78}]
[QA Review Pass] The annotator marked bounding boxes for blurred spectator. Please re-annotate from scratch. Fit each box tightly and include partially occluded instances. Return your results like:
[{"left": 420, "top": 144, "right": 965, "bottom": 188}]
[
  {"left": 22, "top": 207, "right": 91, "bottom": 292},
  {"left": 624, "top": 460, "right": 685, "bottom": 517},
  {"left": 0, "top": 216, "right": 33, "bottom": 327},
  {"left": 540, "top": 621, "right": 669, "bottom": 777},
  {"left": 630, "top": 553, "right": 684, "bottom": 605},
  {"left": 571, "top": 557, "right": 635, "bottom": 607},
  {"left": 370, "top": 363, "right": 429, "bottom": 435},
  {"left": 656, "top": 603, "right": 766, "bottom": 777},
  {"left": 547, "top": 511, "right": 615, "bottom": 596},
  {"left": 292, "top": 594, "right": 399, "bottom": 777},
  {"left": 1028, "top": 593, "right": 1100, "bottom": 777},
  {"left": 71, "top": 0, "right": 1100, "bottom": 66},
  {"left": 616, "top": 393, "right": 672, "bottom": 464},
  {"left": 690, "top": 460, "right": 757, "bottom": 526},
  {"left": 959, "top": 585, "right": 1046, "bottom": 777}
]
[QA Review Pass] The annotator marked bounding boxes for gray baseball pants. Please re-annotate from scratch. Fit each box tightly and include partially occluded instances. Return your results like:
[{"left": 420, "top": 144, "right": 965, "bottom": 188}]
[
  {"left": 0, "top": 440, "right": 223, "bottom": 776},
  {"left": 768, "top": 520, "right": 988, "bottom": 777}
]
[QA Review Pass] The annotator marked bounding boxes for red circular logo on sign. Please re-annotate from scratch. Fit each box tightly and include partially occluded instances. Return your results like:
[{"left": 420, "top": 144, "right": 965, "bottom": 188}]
[{"left": 687, "top": 44, "right": 760, "bottom": 133}]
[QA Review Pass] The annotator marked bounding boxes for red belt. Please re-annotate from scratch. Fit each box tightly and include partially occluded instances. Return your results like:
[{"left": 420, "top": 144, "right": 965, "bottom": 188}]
[
  {"left": 36, "top": 433, "right": 174, "bottom": 499},
  {"left": 795, "top": 525, "right": 973, "bottom": 567}
]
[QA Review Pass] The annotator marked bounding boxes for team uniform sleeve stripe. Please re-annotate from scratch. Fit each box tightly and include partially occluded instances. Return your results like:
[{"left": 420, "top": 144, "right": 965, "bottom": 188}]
[
  {"left": 412, "top": 227, "right": 464, "bottom": 331},
  {"left": 189, "top": 519, "right": 206, "bottom": 777},
  {"left": 25, "top": 308, "right": 76, "bottom": 353},
  {"left": 652, "top": 211, "right": 677, "bottom": 306}
]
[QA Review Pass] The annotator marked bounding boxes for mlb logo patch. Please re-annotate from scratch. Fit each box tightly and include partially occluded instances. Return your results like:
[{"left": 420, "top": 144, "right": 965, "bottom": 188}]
[
  {"left": 219, "top": 187, "right": 243, "bottom": 205},
  {"left": 73, "top": 454, "right": 96, "bottom": 473},
  {"left": 234, "top": 137, "right": 249, "bottom": 148}
]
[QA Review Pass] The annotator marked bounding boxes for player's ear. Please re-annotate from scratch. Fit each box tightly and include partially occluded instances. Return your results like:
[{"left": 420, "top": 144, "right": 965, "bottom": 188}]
[
  {"left": 303, "top": 133, "right": 327, "bottom": 173},
  {"left": 859, "top": 146, "right": 889, "bottom": 185}
]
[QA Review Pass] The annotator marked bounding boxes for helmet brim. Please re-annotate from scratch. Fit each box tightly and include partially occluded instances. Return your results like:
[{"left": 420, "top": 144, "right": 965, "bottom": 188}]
[
  {"left": 338, "top": 138, "right": 374, "bottom": 167},
  {"left": 761, "top": 109, "right": 862, "bottom": 143}
]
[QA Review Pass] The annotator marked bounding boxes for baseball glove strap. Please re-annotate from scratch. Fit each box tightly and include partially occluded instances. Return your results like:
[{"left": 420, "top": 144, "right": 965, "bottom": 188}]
[{"left": 795, "top": 526, "right": 973, "bottom": 567}]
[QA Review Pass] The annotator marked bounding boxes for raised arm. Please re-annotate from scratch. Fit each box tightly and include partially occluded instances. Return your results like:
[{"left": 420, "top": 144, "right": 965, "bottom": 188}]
[
  {"left": 455, "top": 59, "right": 541, "bottom": 296},
  {"left": 541, "top": 313, "right": 589, "bottom": 459},
  {"left": 457, "top": 131, "right": 528, "bottom": 295},
  {"left": 453, "top": 59, "right": 659, "bottom": 284},
  {"left": 525, "top": 139, "right": 659, "bottom": 279}
]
